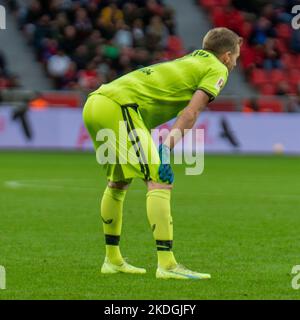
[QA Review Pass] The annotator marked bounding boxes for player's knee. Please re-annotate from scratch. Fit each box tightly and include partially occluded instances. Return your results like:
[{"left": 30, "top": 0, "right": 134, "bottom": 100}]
[
  {"left": 104, "top": 180, "right": 131, "bottom": 202},
  {"left": 104, "top": 186, "right": 128, "bottom": 203},
  {"left": 108, "top": 180, "right": 131, "bottom": 190},
  {"left": 146, "top": 180, "right": 173, "bottom": 191}
]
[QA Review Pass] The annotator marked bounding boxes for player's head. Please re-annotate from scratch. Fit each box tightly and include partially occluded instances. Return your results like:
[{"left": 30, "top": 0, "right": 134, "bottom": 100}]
[{"left": 202, "top": 27, "right": 242, "bottom": 72}]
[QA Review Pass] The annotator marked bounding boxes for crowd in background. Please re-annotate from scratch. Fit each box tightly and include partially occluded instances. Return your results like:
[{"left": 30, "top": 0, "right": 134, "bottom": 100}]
[
  {"left": 12, "top": 0, "right": 183, "bottom": 91},
  {"left": 1, "top": 0, "right": 300, "bottom": 112}
]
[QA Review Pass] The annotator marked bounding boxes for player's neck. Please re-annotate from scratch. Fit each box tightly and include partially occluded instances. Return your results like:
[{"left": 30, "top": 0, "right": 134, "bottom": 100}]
[{"left": 203, "top": 49, "right": 226, "bottom": 67}]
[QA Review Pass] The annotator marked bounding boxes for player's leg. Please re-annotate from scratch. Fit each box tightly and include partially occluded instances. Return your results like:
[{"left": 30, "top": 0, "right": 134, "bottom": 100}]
[
  {"left": 146, "top": 181, "right": 211, "bottom": 280},
  {"left": 100, "top": 180, "right": 146, "bottom": 274},
  {"left": 83, "top": 94, "right": 146, "bottom": 274},
  {"left": 101, "top": 180, "right": 130, "bottom": 266},
  {"left": 146, "top": 180, "right": 177, "bottom": 268}
]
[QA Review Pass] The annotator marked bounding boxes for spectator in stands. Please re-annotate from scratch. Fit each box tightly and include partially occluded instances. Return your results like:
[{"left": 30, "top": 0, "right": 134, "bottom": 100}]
[
  {"left": 78, "top": 61, "right": 101, "bottom": 90},
  {"left": 74, "top": 8, "right": 93, "bottom": 38},
  {"left": 122, "top": 2, "right": 140, "bottom": 26},
  {"left": 60, "top": 25, "right": 80, "bottom": 55},
  {"left": 17, "top": 0, "right": 178, "bottom": 91},
  {"left": 243, "top": 98, "right": 260, "bottom": 113},
  {"left": 261, "top": 3, "right": 278, "bottom": 26},
  {"left": 41, "top": 38, "right": 59, "bottom": 63},
  {"left": 132, "top": 47, "right": 151, "bottom": 68},
  {"left": 47, "top": 49, "right": 71, "bottom": 89},
  {"left": 100, "top": 3, "right": 124, "bottom": 28},
  {"left": 249, "top": 17, "right": 275, "bottom": 46},
  {"left": 291, "top": 29, "right": 300, "bottom": 53},
  {"left": 102, "top": 39, "right": 121, "bottom": 60},
  {"left": 23, "top": 0, "right": 43, "bottom": 25},
  {"left": 276, "top": 81, "right": 290, "bottom": 96},
  {"left": 86, "top": 1, "right": 100, "bottom": 25},
  {"left": 33, "top": 15, "right": 53, "bottom": 58},
  {"left": 85, "top": 30, "right": 104, "bottom": 58},
  {"left": 72, "top": 44, "right": 89, "bottom": 71},
  {"left": 263, "top": 38, "right": 282, "bottom": 69},
  {"left": 132, "top": 18, "right": 146, "bottom": 47},
  {"left": 53, "top": 12, "right": 69, "bottom": 34},
  {"left": 95, "top": 15, "right": 116, "bottom": 40},
  {"left": 146, "top": 15, "right": 169, "bottom": 49},
  {"left": 232, "top": 0, "right": 265, "bottom": 14},
  {"left": 145, "top": 0, "right": 164, "bottom": 21},
  {"left": 61, "top": 61, "right": 79, "bottom": 90},
  {"left": 163, "top": 6, "right": 176, "bottom": 35},
  {"left": 114, "top": 20, "right": 133, "bottom": 48}
]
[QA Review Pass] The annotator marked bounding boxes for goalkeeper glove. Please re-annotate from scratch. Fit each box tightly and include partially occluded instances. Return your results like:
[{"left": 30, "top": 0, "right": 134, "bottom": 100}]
[{"left": 158, "top": 144, "right": 174, "bottom": 184}]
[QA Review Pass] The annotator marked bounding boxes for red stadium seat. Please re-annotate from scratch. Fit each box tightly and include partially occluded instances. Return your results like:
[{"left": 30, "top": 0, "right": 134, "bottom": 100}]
[
  {"left": 257, "top": 97, "right": 284, "bottom": 112},
  {"left": 274, "top": 38, "right": 288, "bottom": 54},
  {"left": 276, "top": 23, "right": 292, "bottom": 41},
  {"left": 239, "top": 21, "right": 253, "bottom": 39},
  {"left": 281, "top": 53, "right": 295, "bottom": 69},
  {"left": 260, "top": 83, "right": 276, "bottom": 95},
  {"left": 250, "top": 69, "right": 269, "bottom": 86},
  {"left": 219, "top": 0, "right": 231, "bottom": 5},
  {"left": 288, "top": 83, "right": 298, "bottom": 95},
  {"left": 209, "top": 100, "right": 237, "bottom": 112},
  {"left": 167, "top": 36, "right": 184, "bottom": 53},
  {"left": 288, "top": 69, "right": 300, "bottom": 85},
  {"left": 40, "top": 92, "right": 82, "bottom": 108},
  {"left": 166, "top": 36, "right": 185, "bottom": 59},
  {"left": 240, "top": 43, "right": 256, "bottom": 69},
  {"left": 212, "top": 7, "right": 227, "bottom": 27},
  {"left": 269, "top": 69, "right": 286, "bottom": 83},
  {"left": 199, "top": 0, "right": 216, "bottom": 10}
]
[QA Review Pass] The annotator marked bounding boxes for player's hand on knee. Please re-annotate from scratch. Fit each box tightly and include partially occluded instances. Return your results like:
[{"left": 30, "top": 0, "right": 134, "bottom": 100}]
[
  {"left": 158, "top": 144, "right": 174, "bottom": 184},
  {"left": 159, "top": 163, "right": 174, "bottom": 184}
]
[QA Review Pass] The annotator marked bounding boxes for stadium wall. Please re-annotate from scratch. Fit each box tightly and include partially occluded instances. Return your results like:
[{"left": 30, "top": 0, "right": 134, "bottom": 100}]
[{"left": 0, "top": 107, "right": 299, "bottom": 154}]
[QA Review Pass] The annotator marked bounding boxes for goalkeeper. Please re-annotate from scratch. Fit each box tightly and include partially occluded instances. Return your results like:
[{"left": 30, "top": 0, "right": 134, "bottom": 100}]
[{"left": 83, "top": 27, "right": 242, "bottom": 280}]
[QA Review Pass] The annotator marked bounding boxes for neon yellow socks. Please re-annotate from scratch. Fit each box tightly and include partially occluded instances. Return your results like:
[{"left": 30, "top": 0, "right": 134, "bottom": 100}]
[
  {"left": 101, "top": 186, "right": 177, "bottom": 269},
  {"left": 146, "top": 189, "right": 177, "bottom": 269},
  {"left": 100, "top": 186, "right": 127, "bottom": 265}
]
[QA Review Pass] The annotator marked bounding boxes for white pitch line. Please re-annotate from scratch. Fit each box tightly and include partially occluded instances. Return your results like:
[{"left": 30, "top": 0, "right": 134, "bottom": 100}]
[
  {"left": 3, "top": 179, "right": 145, "bottom": 193},
  {"left": 4, "top": 179, "right": 98, "bottom": 191},
  {"left": 4, "top": 180, "right": 298, "bottom": 200}
]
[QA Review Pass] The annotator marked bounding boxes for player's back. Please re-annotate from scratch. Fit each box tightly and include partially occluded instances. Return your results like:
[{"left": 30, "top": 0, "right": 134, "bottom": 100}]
[{"left": 93, "top": 50, "right": 228, "bottom": 129}]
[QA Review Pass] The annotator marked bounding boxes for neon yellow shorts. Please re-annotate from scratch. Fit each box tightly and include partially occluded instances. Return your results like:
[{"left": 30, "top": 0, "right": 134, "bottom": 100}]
[{"left": 82, "top": 93, "right": 161, "bottom": 183}]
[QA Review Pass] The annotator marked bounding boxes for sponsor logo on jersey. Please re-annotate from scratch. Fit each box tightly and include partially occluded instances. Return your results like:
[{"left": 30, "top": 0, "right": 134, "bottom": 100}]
[{"left": 215, "top": 77, "right": 224, "bottom": 90}]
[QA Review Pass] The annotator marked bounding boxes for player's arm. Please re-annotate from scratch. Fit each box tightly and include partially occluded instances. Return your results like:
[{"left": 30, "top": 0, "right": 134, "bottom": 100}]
[
  {"left": 163, "top": 89, "right": 210, "bottom": 150},
  {"left": 157, "top": 90, "right": 210, "bottom": 184}
]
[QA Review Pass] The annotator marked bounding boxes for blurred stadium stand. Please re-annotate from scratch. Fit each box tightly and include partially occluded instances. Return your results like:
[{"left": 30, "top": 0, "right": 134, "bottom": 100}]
[
  {"left": 11, "top": 0, "right": 181, "bottom": 92},
  {"left": 198, "top": 0, "right": 300, "bottom": 109},
  {"left": 0, "top": 0, "right": 300, "bottom": 113}
]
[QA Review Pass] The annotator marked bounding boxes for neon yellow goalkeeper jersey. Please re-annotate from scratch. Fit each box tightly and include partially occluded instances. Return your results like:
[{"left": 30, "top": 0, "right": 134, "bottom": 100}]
[{"left": 92, "top": 49, "right": 229, "bottom": 129}]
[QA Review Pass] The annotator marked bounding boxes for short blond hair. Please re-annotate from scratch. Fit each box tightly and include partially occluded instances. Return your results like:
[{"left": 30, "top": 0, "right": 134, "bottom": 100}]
[{"left": 202, "top": 27, "right": 242, "bottom": 55}]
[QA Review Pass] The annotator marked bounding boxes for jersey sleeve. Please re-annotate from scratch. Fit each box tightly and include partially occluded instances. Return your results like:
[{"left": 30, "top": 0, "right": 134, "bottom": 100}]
[{"left": 197, "top": 66, "right": 228, "bottom": 102}]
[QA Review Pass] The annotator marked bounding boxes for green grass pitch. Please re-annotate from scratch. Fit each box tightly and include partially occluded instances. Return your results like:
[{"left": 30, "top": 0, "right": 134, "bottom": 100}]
[{"left": 0, "top": 151, "right": 299, "bottom": 300}]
